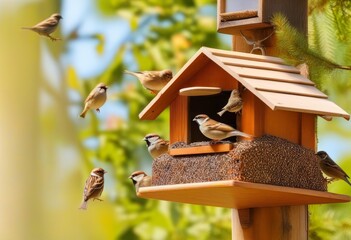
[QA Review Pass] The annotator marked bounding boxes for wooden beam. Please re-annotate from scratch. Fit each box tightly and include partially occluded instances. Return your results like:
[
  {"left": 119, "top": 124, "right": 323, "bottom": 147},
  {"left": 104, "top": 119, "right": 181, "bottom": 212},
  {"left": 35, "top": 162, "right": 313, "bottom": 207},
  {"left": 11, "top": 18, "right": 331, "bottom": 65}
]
[
  {"left": 169, "top": 143, "right": 234, "bottom": 156},
  {"left": 138, "top": 180, "right": 350, "bottom": 209}
]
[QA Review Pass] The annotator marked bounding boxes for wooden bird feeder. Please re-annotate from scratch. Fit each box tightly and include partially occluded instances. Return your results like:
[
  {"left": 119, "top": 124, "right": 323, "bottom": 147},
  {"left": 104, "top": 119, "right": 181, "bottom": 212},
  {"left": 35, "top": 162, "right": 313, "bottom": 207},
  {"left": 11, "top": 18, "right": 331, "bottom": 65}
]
[
  {"left": 136, "top": 2, "right": 350, "bottom": 239},
  {"left": 137, "top": 47, "right": 351, "bottom": 239},
  {"left": 217, "top": 0, "right": 307, "bottom": 35}
]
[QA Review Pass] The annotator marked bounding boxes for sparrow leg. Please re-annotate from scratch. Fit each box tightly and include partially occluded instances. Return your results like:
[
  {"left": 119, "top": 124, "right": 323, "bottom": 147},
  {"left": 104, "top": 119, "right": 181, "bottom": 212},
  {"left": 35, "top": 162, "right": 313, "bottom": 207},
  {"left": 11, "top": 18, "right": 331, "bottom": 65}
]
[
  {"left": 93, "top": 198, "right": 103, "bottom": 201},
  {"left": 48, "top": 35, "right": 61, "bottom": 41},
  {"left": 326, "top": 177, "right": 335, "bottom": 183}
]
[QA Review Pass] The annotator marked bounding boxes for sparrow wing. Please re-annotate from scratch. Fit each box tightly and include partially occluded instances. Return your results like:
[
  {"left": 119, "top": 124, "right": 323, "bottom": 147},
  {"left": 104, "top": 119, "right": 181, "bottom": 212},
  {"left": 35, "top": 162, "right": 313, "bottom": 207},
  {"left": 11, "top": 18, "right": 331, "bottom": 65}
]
[
  {"left": 155, "top": 139, "right": 169, "bottom": 149},
  {"left": 84, "top": 86, "right": 100, "bottom": 103},
  {"left": 142, "top": 71, "right": 158, "bottom": 79},
  {"left": 206, "top": 122, "right": 234, "bottom": 132},
  {"left": 35, "top": 18, "right": 58, "bottom": 28},
  {"left": 324, "top": 159, "right": 350, "bottom": 178},
  {"left": 84, "top": 176, "right": 104, "bottom": 200},
  {"left": 225, "top": 99, "right": 242, "bottom": 110}
]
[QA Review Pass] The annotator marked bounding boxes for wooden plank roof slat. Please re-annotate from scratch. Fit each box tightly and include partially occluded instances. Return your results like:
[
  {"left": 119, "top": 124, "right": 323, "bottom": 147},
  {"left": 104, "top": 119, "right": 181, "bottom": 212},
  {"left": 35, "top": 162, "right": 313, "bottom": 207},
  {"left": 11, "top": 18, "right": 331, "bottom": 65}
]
[
  {"left": 226, "top": 65, "right": 315, "bottom": 85},
  {"left": 257, "top": 91, "right": 350, "bottom": 120},
  {"left": 217, "top": 55, "right": 300, "bottom": 73},
  {"left": 241, "top": 78, "right": 328, "bottom": 98}
]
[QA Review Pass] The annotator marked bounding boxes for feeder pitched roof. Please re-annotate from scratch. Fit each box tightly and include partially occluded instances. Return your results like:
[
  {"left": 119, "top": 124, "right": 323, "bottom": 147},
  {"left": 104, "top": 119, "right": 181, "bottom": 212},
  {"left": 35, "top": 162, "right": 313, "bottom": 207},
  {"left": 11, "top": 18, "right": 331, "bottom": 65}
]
[{"left": 139, "top": 47, "right": 350, "bottom": 120}]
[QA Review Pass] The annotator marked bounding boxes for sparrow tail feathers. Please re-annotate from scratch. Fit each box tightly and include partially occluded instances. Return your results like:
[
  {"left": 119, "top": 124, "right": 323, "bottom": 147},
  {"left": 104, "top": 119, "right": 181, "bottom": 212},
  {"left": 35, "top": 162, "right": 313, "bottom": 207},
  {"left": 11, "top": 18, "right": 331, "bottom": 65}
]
[
  {"left": 80, "top": 109, "right": 87, "bottom": 118},
  {"left": 233, "top": 131, "right": 252, "bottom": 138},
  {"left": 217, "top": 109, "right": 226, "bottom": 116},
  {"left": 79, "top": 201, "right": 88, "bottom": 210}
]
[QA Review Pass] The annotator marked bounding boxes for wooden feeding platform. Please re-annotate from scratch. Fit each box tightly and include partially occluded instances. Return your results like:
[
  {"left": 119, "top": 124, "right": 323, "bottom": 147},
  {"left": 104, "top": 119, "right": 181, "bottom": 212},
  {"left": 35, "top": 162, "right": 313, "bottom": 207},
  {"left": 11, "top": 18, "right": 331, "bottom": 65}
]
[
  {"left": 138, "top": 180, "right": 351, "bottom": 209},
  {"left": 169, "top": 143, "right": 233, "bottom": 156}
]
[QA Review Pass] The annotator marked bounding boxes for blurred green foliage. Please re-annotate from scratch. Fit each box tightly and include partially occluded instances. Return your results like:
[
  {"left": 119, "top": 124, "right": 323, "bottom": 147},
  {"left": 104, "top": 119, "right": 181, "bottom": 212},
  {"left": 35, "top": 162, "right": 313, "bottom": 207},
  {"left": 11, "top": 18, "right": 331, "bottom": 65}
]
[{"left": 67, "top": 1, "right": 232, "bottom": 239}]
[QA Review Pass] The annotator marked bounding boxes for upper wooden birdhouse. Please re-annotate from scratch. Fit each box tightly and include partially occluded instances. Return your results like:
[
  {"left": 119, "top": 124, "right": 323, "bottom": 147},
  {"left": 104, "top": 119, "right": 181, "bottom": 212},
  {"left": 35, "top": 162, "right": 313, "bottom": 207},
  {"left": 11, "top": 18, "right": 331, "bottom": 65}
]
[{"left": 217, "top": 0, "right": 307, "bottom": 35}]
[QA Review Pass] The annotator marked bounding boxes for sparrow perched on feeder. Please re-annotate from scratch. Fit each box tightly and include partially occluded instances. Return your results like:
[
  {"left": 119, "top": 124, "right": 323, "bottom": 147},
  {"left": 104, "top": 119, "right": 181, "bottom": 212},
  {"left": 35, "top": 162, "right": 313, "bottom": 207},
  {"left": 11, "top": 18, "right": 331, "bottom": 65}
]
[
  {"left": 124, "top": 69, "right": 173, "bottom": 93},
  {"left": 79, "top": 168, "right": 107, "bottom": 210},
  {"left": 316, "top": 151, "right": 351, "bottom": 186},
  {"left": 22, "top": 13, "right": 63, "bottom": 41},
  {"left": 80, "top": 83, "right": 108, "bottom": 118},
  {"left": 129, "top": 171, "right": 152, "bottom": 193},
  {"left": 217, "top": 89, "right": 243, "bottom": 117},
  {"left": 143, "top": 133, "right": 169, "bottom": 159},
  {"left": 193, "top": 114, "right": 252, "bottom": 142}
]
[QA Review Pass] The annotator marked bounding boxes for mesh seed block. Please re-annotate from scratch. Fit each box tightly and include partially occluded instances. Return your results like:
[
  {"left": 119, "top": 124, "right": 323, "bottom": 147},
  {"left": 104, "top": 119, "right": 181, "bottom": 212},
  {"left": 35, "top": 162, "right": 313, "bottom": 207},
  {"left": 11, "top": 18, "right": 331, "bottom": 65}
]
[{"left": 152, "top": 135, "right": 327, "bottom": 191}]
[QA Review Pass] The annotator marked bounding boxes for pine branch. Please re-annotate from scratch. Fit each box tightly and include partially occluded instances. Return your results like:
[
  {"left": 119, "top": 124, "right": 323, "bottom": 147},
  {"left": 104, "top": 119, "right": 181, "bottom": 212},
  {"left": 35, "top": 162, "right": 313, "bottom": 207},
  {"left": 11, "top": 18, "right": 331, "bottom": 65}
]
[{"left": 272, "top": 13, "right": 351, "bottom": 71}]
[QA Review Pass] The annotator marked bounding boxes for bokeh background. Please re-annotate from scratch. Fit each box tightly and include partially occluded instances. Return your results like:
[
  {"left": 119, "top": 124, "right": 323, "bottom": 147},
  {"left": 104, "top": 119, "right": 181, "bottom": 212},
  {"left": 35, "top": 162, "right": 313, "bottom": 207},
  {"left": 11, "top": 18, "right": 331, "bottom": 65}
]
[{"left": 1, "top": 0, "right": 351, "bottom": 239}]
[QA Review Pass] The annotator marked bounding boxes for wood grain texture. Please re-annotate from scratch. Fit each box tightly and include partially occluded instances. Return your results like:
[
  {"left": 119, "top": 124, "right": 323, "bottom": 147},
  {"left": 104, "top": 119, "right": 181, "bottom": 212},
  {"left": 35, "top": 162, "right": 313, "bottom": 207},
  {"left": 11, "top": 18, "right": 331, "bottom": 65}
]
[
  {"left": 258, "top": 91, "right": 350, "bottom": 120},
  {"left": 169, "top": 143, "right": 234, "bottom": 156},
  {"left": 138, "top": 180, "right": 350, "bottom": 209},
  {"left": 216, "top": 55, "right": 300, "bottom": 73},
  {"left": 300, "top": 113, "right": 316, "bottom": 150},
  {"left": 179, "top": 86, "right": 222, "bottom": 96},
  {"left": 242, "top": 78, "right": 327, "bottom": 98},
  {"left": 227, "top": 65, "right": 315, "bottom": 85},
  {"left": 170, "top": 96, "right": 188, "bottom": 143},
  {"left": 263, "top": 107, "right": 301, "bottom": 144}
]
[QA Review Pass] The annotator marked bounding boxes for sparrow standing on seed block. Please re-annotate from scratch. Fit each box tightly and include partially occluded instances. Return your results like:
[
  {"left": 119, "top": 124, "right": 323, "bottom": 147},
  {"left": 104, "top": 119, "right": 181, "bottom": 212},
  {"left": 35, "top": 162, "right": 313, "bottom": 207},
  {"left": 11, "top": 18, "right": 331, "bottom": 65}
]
[
  {"left": 22, "top": 13, "right": 63, "bottom": 41},
  {"left": 80, "top": 83, "right": 108, "bottom": 118},
  {"left": 124, "top": 70, "right": 173, "bottom": 93},
  {"left": 79, "top": 168, "right": 107, "bottom": 210},
  {"left": 193, "top": 114, "right": 252, "bottom": 142},
  {"left": 143, "top": 133, "right": 169, "bottom": 159},
  {"left": 316, "top": 151, "right": 351, "bottom": 186},
  {"left": 217, "top": 89, "right": 243, "bottom": 117},
  {"left": 129, "top": 171, "right": 152, "bottom": 193}
]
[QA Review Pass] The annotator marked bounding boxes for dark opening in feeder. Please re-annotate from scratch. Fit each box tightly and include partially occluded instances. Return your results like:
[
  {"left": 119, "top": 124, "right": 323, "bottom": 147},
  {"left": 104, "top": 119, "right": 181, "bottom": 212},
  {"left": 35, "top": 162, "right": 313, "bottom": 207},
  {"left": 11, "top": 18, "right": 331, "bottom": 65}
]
[{"left": 188, "top": 91, "right": 238, "bottom": 143}]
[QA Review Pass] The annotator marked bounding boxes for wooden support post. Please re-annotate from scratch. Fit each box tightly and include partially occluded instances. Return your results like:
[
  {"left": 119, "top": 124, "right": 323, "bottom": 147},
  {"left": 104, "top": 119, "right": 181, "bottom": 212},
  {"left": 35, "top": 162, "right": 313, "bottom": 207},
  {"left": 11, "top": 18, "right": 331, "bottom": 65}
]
[{"left": 232, "top": 24, "right": 310, "bottom": 239}]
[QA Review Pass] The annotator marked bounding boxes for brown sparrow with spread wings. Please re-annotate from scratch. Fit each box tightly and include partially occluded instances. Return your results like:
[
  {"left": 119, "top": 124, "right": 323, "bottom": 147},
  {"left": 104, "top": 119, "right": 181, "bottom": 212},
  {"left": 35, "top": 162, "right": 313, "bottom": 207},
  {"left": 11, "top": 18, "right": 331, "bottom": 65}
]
[
  {"left": 193, "top": 114, "right": 252, "bottom": 142},
  {"left": 316, "top": 151, "right": 351, "bottom": 186},
  {"left": 22, "top": 13, "right": 63, "bottom": 41},
  {"left": 124, "top": 70, "right": 173, "bottom": 93},
  {"left": 80, "top": 83, "right": 108, "bottom": 118},
  {"left": 129, "top": 171, "right": 152, "bottom": 193},
  {"left": 79, "top": 168, "right": 107, "bottom": 210},
  {"left": 143, "top": 133, "right": 169, "bottom": 159},
  {"left": 217, "top": 89, "right": 243, "bottom": 116}
]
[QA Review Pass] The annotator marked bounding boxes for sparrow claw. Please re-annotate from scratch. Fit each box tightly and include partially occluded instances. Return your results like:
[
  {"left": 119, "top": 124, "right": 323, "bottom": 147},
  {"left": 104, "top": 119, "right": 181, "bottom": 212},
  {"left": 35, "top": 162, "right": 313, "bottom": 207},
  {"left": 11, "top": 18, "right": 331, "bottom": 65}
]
[
  {"left": 96, "top": 108, "right": 100, "bottom": 113},
  {"left": 93, "top": 198, "right": 103, "bottom": 202},
  {"left": 326, "top": 177, "right": 335, "bottom": 184}
]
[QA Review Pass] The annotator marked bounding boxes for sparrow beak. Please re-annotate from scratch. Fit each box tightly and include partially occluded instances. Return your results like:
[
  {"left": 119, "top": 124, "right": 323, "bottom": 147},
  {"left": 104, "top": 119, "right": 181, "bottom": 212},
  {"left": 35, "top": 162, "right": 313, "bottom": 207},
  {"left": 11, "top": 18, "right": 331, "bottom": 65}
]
[
  {"left": 192, "top": 117, "right": 196, "bottom": 121},
  {"left": 104, "top": 170, "right": 108, "bottom": 174},
  {"left": 128, "top": 175, "right": 132, "bottom": 179}
]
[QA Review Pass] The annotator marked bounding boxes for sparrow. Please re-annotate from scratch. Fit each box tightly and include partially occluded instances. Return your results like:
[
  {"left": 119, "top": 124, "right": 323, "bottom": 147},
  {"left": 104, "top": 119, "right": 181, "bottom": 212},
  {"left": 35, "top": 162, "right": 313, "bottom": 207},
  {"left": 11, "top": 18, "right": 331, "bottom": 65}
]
[
  {"left": 316, "top": 151, "right": 351, "bottom": 186},
  {"left": 80, "top": 83, "right": 108, "bottom": 118},
  {"left": 217, "top": 89, "right": 243, "bottom": 116},
  {"left": 129, "top": 171, "right": 152, "bottom": 193},
  {"left": 193, "top": 114, "right": 252, "bottom": 142},
  {"left": 22, "top": 13, "right": 63, "bottom": 41},
  {"left": 143, "top": 133, "right": 169, "bottom": 159},
  {"left": 124, "top": 69, "right": 173, "bottom": 93},
  {"left": 79, "top": 168, "right": 107, "bottom": 210}
]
